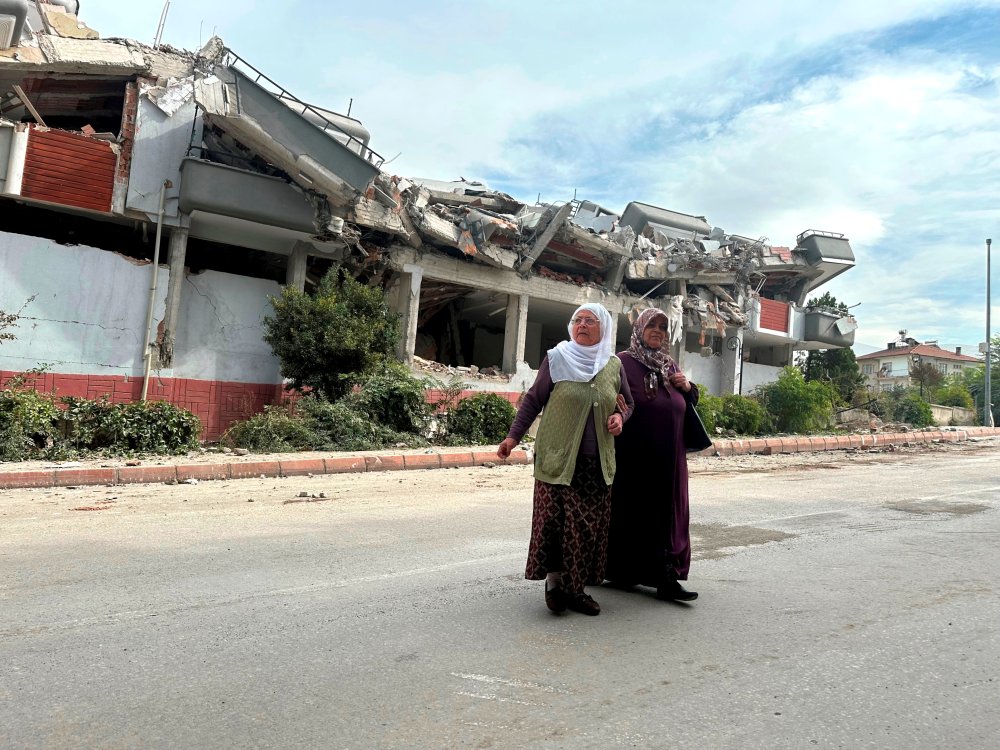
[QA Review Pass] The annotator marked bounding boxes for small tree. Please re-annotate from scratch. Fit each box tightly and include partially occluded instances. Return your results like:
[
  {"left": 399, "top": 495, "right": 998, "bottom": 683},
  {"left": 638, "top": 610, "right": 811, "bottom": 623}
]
[
  {"left": 263, "top": 270, "right": 399, "bottom": 401},
  {"left": 909, "top": 361, "right": 944, "bottom": 398}
]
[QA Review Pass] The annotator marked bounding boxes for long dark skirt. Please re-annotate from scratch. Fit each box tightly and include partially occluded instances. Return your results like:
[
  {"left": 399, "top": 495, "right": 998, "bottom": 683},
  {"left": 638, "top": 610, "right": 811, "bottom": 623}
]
[{"left": 524, "top": 457, "right": 612, "bottom": 594}]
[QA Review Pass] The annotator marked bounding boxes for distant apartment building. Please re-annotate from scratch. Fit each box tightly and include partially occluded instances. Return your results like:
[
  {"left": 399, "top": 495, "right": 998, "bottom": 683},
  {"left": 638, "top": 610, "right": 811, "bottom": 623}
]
[{"left": 857, "top": 332, "right": 981, "bottom": 392}]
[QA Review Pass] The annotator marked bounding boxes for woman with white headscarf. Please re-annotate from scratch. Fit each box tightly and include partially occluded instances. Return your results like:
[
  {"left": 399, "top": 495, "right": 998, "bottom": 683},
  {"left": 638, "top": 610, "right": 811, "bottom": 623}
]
[{"left": 497, "top": 303, "right": 633, "bottom": 616}]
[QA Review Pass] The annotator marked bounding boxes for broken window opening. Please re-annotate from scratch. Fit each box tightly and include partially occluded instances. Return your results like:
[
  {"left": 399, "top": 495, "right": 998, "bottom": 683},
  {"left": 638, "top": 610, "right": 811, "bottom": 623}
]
[
  {"left": 184, "top": 236, "right": 288, "bottom": 284},
  {"left": 1, "top": 76, "right": 127, "bottom": 136},
  {"left": 0, "top": 201, "right": 155, "bottom": 261}
]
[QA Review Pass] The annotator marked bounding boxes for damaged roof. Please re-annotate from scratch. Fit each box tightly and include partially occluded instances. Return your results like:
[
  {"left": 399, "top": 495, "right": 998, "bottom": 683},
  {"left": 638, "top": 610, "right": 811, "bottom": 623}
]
[{"left": 0, "top": 4, "right": 856, "bottom": 336}]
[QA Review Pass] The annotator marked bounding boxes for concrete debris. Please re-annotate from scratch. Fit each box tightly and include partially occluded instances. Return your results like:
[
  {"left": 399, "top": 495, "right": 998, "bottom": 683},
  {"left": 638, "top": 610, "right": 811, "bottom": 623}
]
[{"left": 413, "top": 356, "right": 510, "bottom": 382}]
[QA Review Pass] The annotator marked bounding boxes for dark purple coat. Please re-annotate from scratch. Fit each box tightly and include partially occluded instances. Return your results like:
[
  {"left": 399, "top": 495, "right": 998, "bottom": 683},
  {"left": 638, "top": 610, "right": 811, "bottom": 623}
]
[{"left": 606, "top": 352, "right": 699, "bottom": 583}]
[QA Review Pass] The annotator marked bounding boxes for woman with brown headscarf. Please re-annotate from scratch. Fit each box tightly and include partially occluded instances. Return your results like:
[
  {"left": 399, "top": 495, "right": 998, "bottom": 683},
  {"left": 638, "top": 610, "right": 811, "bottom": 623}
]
[{"left": 605, "top": 307, "right": 699, "bottom": 602}]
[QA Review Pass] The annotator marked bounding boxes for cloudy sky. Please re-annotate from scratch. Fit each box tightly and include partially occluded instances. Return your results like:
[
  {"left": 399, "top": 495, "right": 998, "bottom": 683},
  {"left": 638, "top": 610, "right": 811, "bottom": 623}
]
[{"left": 85, "top": 0, "right": 1000, "bottom": 354}]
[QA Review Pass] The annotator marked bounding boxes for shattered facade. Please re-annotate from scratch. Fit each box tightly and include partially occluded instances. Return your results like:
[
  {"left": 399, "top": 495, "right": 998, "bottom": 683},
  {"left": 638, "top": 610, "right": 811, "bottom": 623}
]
[{"left": 0, "top": 3, "right": 858, "bottom": 437}]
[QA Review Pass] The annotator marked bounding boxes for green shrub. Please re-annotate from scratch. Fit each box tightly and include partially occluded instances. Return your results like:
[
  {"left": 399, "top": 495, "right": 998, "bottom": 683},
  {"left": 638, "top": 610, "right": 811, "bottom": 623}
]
[
  {"left": 894, "top": 393, "right": 935, "bottom": 427},
  {"left": 720, "top": 393, "right": 767, "bottom": 435},
  {"left": 695, "top": 393, "right": 723, "bottom": 435},
  {"left": 754, "top": 367, "right": 836, "bottom": 433},
  {"left": 354, "top": 363, "right": 432, "bottom": 433},
  {"left": 447, "top": 393, "right": 517, "bottom": 444},
  {"left": 0, "top": 379, "right": 60, "bottom": 461},
  {"left": 263, "top": 270, "right": 399, "bottom": 401},
  {"left": 61, "top": 397, "right": 202, "bottom": 454},
  {"left": 297, "top": 397, "right": 427, "bottom": 451},
  {"left": 221, "top": 405, "right": 319, "bottom": 452},
  {"left": 932, "top": 381, "right": 974, "bottom": 409}
]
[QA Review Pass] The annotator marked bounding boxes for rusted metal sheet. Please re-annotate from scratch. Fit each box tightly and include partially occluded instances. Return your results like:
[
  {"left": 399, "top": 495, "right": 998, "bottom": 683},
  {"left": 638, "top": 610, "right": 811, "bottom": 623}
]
[{"left": 21, "top": 127, "right": 115, "bottom": 212}]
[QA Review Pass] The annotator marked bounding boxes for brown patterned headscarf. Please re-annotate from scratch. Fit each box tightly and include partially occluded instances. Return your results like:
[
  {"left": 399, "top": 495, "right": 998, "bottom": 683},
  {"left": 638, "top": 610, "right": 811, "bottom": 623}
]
[{"left": 626, "top": 308, "right": 678, "bottom": 383}]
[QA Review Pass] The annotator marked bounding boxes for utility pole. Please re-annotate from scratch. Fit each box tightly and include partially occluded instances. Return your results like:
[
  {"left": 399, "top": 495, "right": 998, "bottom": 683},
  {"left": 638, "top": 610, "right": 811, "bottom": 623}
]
[{"left": 986, "top": 239, "right": 993, "bottom": 427}]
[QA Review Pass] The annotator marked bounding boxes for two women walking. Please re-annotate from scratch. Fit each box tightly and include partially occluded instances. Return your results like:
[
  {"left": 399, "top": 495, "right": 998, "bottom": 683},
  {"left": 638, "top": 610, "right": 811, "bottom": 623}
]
[{"left": 499, "top": 304, "right": 701, "bottom": 615}]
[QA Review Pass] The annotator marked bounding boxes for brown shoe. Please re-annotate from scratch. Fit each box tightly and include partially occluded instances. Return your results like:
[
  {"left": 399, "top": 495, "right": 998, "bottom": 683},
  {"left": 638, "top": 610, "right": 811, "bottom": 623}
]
[
  {"left": 545, "top": 582, "right": 566, "bottom": 613},
  {"left": 565, "top": 592, "right": 601, "bottom": 616}
]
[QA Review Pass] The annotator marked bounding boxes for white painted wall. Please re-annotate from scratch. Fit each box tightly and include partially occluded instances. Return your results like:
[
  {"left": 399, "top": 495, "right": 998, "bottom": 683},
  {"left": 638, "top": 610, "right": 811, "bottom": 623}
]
[
  {"left": 0, "top": 231, "right": 160, "bottom": 376},
  {"left": 126, "top": 93, "right": 201, "bottom": 224},
  {"left": 0, "top": 230, "right": 282, "bottom": 384},
  {"left": 741, "top": 362, "right": 783, "bottom": 394},
  {"left": 173, "top": 270, "right": 282, "bottom": 383},
  {"left": 680, "top": 353, "right": 722, "bottom": 395}
]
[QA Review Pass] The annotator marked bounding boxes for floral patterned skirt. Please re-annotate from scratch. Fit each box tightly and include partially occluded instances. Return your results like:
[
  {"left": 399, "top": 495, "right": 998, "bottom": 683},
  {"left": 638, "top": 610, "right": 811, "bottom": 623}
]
[{"left": 524, "top": 457, "right": 612, "bottom": 594}]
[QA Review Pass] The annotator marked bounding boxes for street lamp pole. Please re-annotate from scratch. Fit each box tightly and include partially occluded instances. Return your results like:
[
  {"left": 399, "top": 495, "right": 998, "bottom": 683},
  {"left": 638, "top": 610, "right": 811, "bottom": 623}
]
[{"left": 986, "top": 238, "right": 993, "bottom": 427}]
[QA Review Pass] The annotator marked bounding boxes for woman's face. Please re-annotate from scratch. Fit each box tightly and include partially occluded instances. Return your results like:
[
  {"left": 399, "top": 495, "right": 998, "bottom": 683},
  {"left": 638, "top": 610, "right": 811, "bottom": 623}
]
[
  {"left": 641, "top": 315, "right": 669, "bottom": 350},
  {"left": 570, "top": 311, "right": 601, "bottom": 346}
]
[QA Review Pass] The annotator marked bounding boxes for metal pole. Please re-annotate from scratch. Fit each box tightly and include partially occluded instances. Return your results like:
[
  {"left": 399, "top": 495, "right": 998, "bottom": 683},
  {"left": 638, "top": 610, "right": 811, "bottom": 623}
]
[
  {"left": 141, "top": 181, "right": 170, "bottom": 401},
  {"left": 986, "top": 238, "right": 993, "bottom": 427}
]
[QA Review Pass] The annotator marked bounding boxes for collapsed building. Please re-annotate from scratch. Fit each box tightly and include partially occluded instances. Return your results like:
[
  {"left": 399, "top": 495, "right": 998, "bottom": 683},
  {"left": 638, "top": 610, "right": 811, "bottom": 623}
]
[{"left": 0, "top": 2, "right": 858, "bottom": 438}]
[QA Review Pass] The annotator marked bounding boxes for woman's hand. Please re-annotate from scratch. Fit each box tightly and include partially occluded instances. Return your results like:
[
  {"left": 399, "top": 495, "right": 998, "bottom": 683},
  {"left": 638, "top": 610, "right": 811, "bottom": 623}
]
[
  {"left": 668, "top": 370, "right": 691, "bottom": 393},
  {"left": 497, "top": 437, "right": 517, "bottom": 459},
  {"left": 607, "top": 413, "right": 623, "bottom": 436}
]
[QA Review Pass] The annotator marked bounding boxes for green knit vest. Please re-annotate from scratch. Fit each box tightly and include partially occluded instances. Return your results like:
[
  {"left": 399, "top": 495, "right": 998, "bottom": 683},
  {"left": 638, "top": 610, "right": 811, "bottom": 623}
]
[{"left": 533, "top": 357, "right": 621, "bottom": 486}]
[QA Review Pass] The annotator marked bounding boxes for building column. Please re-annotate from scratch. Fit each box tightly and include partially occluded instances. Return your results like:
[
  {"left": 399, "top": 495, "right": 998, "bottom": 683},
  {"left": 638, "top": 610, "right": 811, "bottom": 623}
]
[
  {"left": 720, "top": 329, "right": 744, "bottom": 395},
  {"left": 502, "top": 293, "right": 529, "bottom": 373},
  {"left": 286, "top": 242, "right": 310, "bottom": 292},
  {"left": 394, "top": 263, "right": 423, "bottom": 365},
  {"left": 158, "top": 226, "right": 188, "bottom": 368}
]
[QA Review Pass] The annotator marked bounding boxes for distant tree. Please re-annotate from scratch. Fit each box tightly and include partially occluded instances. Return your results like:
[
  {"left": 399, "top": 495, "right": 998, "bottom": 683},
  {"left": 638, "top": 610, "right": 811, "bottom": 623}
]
[
  {"left": 263, "top": 269, "right": 399, "bottom": 401},
  {"left": 909, "top": 360, "right": 944, "bottom": 398},
  {"left": 804, "top": 291, "right": 848, "bottom": 314},
  {"left": 962, "top": 333, "right": 1000, "bottom": 424},
  {"left": 932, "top": 376, "right": 974, "bottom": 409},
  {"left": 801, "top": 293, "right": 865, "bottom": 405}
]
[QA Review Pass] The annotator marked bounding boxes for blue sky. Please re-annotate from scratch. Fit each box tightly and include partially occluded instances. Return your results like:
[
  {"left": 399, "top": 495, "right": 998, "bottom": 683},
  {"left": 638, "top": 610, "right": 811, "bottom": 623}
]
[{"left": 84, "top": 0, "right": 1000, "bottom": 355}]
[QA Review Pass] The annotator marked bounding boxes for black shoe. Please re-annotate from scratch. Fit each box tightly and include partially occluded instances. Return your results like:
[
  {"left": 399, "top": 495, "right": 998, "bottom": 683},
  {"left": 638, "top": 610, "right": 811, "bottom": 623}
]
[
  {"left": 657, "top": 580, "right": 698, "bottom": 602},
  {"left": 545, "top": 582, "right": 566, "bottom": 613},
  {"left": 565, "top": 592, "right": 601, "bottom": 616}
]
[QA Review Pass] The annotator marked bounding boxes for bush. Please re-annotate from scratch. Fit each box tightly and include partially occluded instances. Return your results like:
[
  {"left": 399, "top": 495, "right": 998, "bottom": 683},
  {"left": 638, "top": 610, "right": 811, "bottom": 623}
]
[
  {"left": 754, "top": 367, "right": 836, "bottom": 433},
  {"left": 263, "top": 270, "right": 399, "bottom": 401},
  {"left": 298, "top": 397, "right": 428, "bottom": 451},
  {"left": 932, "top": 381, "right": 974, "bottom": 409},
  {"left": 353, "top": 363, "right": 431, "bottom": 434},
  {"left": 893, "top": 393, "right": 935, "bottom": 427},
  {"left": 447, "top": 393, "right": 516, "bottom": 444},
  {"left": 720, "top": 393, "right": 767, "bottom": 435},
  {"left": 695, "top": 394, "right": 723, "bottom": 435},
  {"left": 61, "top": 398, "right": 201, "bottom": 454},
  {"left": 221, "top": 405, "right": 320, "bottom": 452},
  {"left": 0, "top": 379, "right": 60, "bottom": 461}
]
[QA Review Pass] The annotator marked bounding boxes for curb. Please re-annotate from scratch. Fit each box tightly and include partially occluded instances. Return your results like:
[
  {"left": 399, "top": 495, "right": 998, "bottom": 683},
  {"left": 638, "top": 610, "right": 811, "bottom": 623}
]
[
  {"left": 0, "top": 449, "right": 532, "bottom": 490},
  {"left": 1, "top": 428, "right": 998, "bottom": 490},
  {"left": 694, "top": 427, "right": 1000, "bottom": 458}
]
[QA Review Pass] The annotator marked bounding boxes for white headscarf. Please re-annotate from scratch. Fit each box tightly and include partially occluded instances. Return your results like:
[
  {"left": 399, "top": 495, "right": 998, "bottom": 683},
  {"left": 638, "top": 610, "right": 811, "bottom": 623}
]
[{"left": 547, "top": 303, "right": 615, "bottom": 383}]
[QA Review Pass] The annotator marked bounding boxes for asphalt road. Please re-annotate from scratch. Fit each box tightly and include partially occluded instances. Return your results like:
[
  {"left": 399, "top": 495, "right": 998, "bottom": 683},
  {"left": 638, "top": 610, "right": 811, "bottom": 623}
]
[{"left": 1, "top": 442, "right": 998, "bottom": 750}]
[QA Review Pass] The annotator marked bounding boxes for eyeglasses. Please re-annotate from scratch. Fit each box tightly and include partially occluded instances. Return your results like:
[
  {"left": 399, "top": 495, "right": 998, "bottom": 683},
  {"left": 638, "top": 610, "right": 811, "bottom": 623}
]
[{"left": 571, "top": 317, "right": 600, "bottom": 328}]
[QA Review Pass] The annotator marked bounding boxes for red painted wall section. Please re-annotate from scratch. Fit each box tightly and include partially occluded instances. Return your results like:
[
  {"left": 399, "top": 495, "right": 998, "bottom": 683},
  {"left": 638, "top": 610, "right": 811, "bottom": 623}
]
[
  {"left": 1, "top": 373, "right": 524, "bottom": 442},
  {"left": 759, "top": 298, "right": 790, "bottom": 333},
  {"left": 0, "top": 371, "right": 283, "bottom": 441},
  {"left": 21, "top": 127, "right": 116, "bottom": 213}
]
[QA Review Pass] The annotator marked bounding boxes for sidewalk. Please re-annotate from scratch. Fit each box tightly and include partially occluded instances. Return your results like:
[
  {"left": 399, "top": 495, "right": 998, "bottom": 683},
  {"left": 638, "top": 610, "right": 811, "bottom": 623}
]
[{"left": 1, "top": 427, "right": 998, "bottom": 490}]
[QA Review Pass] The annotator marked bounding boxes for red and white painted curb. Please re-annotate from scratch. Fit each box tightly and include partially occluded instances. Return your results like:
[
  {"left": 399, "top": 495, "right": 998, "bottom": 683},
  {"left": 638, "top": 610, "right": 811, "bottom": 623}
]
[{"left": 0, "top": 428, "right": 997, "bottom": 490}]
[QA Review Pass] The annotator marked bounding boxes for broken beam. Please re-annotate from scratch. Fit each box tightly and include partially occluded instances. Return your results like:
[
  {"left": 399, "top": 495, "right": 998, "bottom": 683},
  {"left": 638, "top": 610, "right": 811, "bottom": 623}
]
[{"left": 517, "top": 202, "right": 572, "bottom": 275}]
